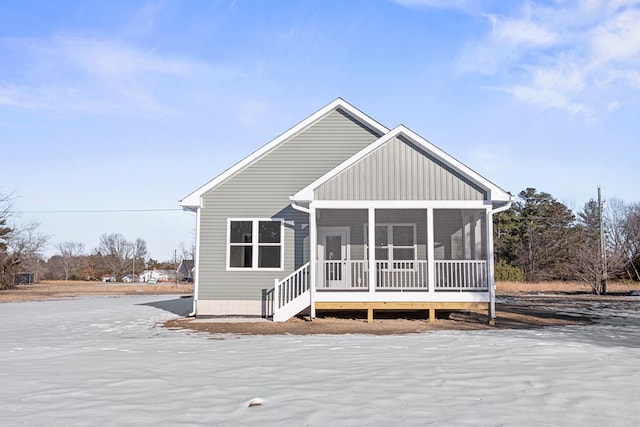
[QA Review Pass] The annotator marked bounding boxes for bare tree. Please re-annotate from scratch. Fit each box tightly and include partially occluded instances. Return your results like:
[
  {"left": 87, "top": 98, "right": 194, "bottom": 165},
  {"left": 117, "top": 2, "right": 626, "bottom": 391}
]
[
  {"left": 177, "top": 241, "right": 195, "bottom": 262},
  {"left": 572, "top": 235, "right": 627, "bottom": 294},
  {"left": 98, "top": 233, "right": 132, "bottom": 281},
  {"left": 54, "top": 241, "right": 85, "bottom": 280},
  {"left": 571, "top": 199, "right": 628, "bottom": 294},
  {"left": 624, "top": 203, "right": 640, "bottom": 279},
  {"left": 0, "top": 221, "right": 49, "bottom": 289},
  {"left": 131, "top": 238, "right": 147, "bottom": 280}
]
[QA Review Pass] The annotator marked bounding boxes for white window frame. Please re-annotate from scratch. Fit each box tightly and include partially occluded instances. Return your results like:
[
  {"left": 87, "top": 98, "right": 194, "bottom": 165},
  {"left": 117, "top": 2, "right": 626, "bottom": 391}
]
[
  {"left": 226, "top": 218, "right": 284, "bottom": 271},
  {"left": 364, "top": 223, "right": 417, "bottom": 269}
]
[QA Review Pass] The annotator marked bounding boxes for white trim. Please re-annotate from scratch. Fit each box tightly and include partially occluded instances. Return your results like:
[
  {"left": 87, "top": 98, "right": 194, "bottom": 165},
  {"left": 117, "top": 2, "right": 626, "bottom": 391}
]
[
  {"left": 190, "top": 207, "right": 201, "bottom": 316},
  {"left": 179, "top": 98, "right": 389, "bottom": 208},
  {"left": 486, "top": 208, "right": 497, "bottom": 320},
  {"left": 309, "top": 200, "right": 491, "bottom": 209},
  {"left": 315, "top": 291, "right": 490, "bottom": 303},
  {"left": 226, "top": 218, "right": 284, "bottom": 271},
  {"left": 309, "top": 206, "right": 317, "bottom": 318},
  {"left": 427, "top": 208, "right": 435, "bottom": 296},
  {"left": 368, "top": 208, "right": 376, "bottom": 293},
  {"left": 291, "top": 125, "right": 512, "bottom": 204}
]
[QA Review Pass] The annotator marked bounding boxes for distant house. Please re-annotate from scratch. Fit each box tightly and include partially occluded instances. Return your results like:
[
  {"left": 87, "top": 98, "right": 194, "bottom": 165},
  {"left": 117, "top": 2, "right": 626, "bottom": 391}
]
[
  {"left": 14, "top": 272, "right": 35, "bottom": 285},
  {"left": 180, "top": 99, "right": 512, "bottom": 323},
  {"left": 122, "top": 274, "right": 138, "bottom": 283},
  {"left": 140, "top": 270, "right": 176, "bottom": 283},
  {"left": 177, "top": 259, "right": 194, "bottom": 282}
]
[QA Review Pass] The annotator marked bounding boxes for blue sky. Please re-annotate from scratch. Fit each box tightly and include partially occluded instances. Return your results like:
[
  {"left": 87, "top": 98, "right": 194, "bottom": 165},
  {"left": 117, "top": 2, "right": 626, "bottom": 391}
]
[{"left": 1, "top": 0, "right": 639, "bottom": 260}]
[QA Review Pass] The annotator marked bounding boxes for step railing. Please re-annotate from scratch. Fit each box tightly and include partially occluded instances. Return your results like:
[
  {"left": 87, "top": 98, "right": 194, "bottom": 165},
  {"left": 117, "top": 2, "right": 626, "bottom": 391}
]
[{"left": 273, "top": 262, "right": 310, "bottom": 311}]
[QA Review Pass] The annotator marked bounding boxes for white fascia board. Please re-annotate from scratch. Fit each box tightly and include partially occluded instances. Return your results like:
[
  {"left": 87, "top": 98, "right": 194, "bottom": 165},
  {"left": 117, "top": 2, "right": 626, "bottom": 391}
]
[
  {"left": 310, "top": 200, "right": 491, "bottom": 209},
  {"left": 397, "top": 126, "right": 512, "bottom": 203},
  {"left": 178, "top": 98, "right": 390, "bottom": 209},
  {"left": 292, "top": 125, "right": 512, "bottom": 203}
]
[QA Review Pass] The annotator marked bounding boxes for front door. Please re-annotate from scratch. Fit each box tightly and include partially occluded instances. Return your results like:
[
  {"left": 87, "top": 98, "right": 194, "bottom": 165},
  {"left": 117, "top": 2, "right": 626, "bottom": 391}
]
[{"left": 318, "top": 228, "right": 349, "bottom": 288}]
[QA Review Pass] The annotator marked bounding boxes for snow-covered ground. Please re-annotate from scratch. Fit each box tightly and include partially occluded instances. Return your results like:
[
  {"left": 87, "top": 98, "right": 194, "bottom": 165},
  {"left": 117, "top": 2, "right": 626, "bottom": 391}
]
[{"left": 1, "top": 295, "right": 639, "bottom": 426}]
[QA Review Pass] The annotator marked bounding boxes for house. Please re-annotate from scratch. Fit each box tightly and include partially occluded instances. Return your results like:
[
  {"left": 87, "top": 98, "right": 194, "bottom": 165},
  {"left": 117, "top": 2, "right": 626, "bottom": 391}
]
[
  {"left": 177, "top": 259, "right": 195, "bottom": 282},
  {"left": 140, "top": 270, "right": 176, "bottom": 283},
  {"left": 122, "top": 274, "right": 138, "bottom": 283},
  {"left": 180, "top": 99, "right": 512, "bottom": 323}
]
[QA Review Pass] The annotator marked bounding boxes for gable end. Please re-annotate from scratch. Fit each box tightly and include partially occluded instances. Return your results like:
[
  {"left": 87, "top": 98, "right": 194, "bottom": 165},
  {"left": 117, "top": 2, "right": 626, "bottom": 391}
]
[{"left": 314, "top": 135, "right": 487, "bottom": 201}]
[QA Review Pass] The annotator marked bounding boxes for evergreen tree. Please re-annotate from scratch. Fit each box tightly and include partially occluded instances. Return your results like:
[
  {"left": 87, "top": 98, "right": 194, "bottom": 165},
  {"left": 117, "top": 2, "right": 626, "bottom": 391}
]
[{"left": 494, "top": 188, "right": 577, "bottom": 282}]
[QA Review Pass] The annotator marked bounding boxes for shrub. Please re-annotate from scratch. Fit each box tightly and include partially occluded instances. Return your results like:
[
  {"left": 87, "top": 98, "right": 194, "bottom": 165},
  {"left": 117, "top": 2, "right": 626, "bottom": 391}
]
[{"left": 495, "top": 261, "right": 525, "bottom": 282}]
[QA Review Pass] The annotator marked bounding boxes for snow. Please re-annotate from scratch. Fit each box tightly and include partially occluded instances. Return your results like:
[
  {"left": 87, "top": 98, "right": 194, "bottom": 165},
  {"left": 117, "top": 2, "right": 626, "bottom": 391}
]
[{"left": 1, "top": 295, "right": 639, "bottom": 426}]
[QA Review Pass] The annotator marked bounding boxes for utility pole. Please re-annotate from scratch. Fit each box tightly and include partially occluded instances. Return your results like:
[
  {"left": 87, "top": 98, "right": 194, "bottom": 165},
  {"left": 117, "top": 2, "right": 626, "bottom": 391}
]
[
  {"left": 598, "top": 186, "right": 607, "bottom": 295},
  {"left": 174, "top": 249, "right": 178, "bottom": 284}
]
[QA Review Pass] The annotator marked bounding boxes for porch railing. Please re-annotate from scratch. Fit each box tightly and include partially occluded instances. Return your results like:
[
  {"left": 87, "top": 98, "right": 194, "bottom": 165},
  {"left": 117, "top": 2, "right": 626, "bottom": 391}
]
[
  {"left": 317, "top": 260, "right": 368, "bottom": 289},
  {"left": 315, "top": 260, "right": 488, "bottom": 291},
  {"left": 434, "top": 260, "right": 488, "bottom": 291},
  {"left": 376, "top": 260, "right": 428, "bottom": 290}
]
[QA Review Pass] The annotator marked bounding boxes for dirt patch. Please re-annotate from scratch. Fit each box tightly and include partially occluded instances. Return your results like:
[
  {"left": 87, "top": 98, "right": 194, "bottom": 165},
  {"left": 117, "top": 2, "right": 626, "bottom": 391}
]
[
  {"left": 0, "top": 280, "right": 194, "bottom": 302},
  {"left": 497, "top": 280, "right": 639, "bottom": 295},
  {"left": 164, "top": 296, "right": 595, "bottom": 336}
]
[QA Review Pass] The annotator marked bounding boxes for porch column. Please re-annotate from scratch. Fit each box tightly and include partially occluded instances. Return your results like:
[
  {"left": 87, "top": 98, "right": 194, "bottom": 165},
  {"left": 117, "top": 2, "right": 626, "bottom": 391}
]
[
  {"left": 474, "top": 212, "right": 483, "bottom": 260},
  {"left": 486, "top": 207, "right": 496, "bottom": 325},
  {"left": 191, "top": 206, "right": 201, "bottom": 317},
  {"left": 463, "top": 211, "right": 472, "bottom": 260},
  {"left": 309, "top": 205, "right": 317, "bottom": 319},
  {"left": 368, "top": 207, "right": 376, "bottom": 293},
  {"left": 427, "top": 208, "right": 435, "bottom": 296}
]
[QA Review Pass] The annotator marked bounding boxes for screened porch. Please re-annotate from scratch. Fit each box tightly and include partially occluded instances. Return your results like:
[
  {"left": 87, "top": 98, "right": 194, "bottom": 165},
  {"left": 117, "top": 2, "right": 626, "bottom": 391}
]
[{"left": 314, "top": 208, "right": 489, "bottom": 292}]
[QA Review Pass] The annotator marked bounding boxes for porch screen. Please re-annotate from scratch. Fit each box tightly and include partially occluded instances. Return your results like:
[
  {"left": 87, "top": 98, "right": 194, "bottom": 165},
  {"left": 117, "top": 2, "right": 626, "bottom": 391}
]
[{"left": 374, "top": 224, "right": 416, "bottom": 267}]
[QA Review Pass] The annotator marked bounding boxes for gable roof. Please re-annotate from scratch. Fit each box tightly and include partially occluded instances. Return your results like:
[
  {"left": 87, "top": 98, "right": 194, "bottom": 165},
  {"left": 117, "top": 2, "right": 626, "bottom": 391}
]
[
  {"left": 179, "top": 98, "right": 389, "bottom": 210},
  {"left": 291, "top": 125, "right": 512, "bottom": 205}
]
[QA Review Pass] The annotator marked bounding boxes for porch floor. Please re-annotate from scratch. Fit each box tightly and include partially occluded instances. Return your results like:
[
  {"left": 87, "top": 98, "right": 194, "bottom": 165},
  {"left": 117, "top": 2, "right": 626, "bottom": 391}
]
[{"left": 314, "top": 301, "right": 492, "bottom": 324}]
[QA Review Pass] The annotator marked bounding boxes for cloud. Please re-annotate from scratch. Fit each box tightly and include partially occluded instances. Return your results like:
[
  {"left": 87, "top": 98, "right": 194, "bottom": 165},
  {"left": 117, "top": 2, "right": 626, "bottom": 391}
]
[
  {"left": 455, "top": 2, "right": 640, "bottom": 118},
  {"left": 487, "top": 15, "right": 558, "bottom": 47},
  {"left": 0, "top": 35, "right": 211, "bottom": 117},
  {"left": 391, "top": 0, "right": 480, "bottom": 11}
]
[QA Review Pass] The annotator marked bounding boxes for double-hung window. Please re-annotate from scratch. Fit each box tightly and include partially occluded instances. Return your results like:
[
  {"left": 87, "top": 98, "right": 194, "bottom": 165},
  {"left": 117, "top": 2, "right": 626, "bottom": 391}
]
[
  {"left": 368, "top": 223, "right": 416, "bottom": 269},
  {"left": 228, "top": 219, "right": 283, "bottom": 270}
]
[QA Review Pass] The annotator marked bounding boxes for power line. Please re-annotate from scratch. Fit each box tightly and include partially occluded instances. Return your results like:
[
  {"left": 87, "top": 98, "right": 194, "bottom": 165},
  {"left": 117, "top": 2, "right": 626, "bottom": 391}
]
[{"left": 16, "top": 208, "right": 183, "bottom": 214}]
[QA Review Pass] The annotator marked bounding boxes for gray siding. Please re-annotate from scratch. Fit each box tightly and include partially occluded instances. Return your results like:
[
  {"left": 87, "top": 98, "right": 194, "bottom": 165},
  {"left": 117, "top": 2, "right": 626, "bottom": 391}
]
[
  {"left": 315, "top": 136, "right": 487, "bottom": 201},
  {"left": 199, "top": 109, "right": 382, "bottom": 301}
]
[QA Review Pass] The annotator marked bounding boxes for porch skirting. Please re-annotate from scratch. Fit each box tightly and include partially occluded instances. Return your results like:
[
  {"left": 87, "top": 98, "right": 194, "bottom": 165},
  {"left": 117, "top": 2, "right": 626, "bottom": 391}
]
[{"left": 314, "top": 301, "right": 492, "bottom": 324}]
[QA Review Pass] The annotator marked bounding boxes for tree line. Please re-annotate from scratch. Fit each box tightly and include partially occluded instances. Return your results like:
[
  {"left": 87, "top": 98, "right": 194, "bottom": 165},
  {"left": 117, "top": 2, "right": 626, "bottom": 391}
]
[
  {"left": 0, "top": 193, "right": 193, "bottom": 289},
  {"left": 44, "top": 236, "right": 194, "bottom": 282},
  {"left": 494, "top": 188, "right": 640, "bottom": 293}
]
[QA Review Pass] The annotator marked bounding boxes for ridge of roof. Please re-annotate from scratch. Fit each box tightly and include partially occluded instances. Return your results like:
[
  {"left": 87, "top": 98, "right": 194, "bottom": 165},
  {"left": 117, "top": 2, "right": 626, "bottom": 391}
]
[{"left": 179, "top": 98, "right": 390, "bottom": 209}]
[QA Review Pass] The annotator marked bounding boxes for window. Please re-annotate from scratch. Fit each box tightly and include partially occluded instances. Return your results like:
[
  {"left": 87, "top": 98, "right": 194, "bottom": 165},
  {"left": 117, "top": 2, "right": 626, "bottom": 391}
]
[
  {"left": 228, "top": 219, "right": 283, "bottom": 270},
  {"left": 366, "top": 223, "right": 416, "bottom": 269}
]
